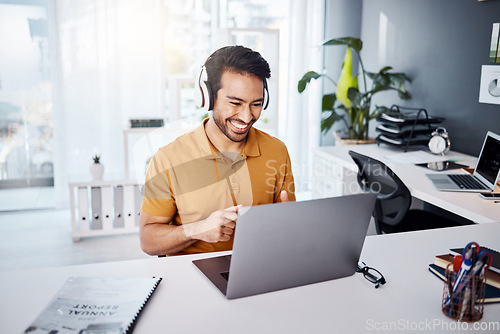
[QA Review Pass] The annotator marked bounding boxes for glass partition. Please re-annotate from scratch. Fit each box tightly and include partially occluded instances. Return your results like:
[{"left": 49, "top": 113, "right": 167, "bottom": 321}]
[{"left": 0, "top": 1, "right": 54, "bottom": 210}]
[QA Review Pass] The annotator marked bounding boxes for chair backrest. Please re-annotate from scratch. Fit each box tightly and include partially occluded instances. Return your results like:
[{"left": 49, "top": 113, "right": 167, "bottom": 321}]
[{"left": 348, "top": 150, "right": 411, "bottom": 234}]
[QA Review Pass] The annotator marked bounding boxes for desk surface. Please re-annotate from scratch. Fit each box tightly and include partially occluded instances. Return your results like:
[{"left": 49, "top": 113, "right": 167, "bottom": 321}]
[
  {"left": 315, "top": 144, "right": 500, "bottom": 224},
  {"left": 2, "top": 224, "right": 500, "bottom": 334}
]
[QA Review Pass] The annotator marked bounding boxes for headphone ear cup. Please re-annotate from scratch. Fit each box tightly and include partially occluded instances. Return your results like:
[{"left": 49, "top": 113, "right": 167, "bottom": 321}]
[
  {"left": 194, "top": 67, "right": 204, "bottom": 108},
  {"left": 263, "top": 79, "right": 269, "bottom": 110},
  {"left": 203, "top": 80, "right": 214, "bottom": 111},
  {"left": 194, "top": 67, "right": 214, "bottom": 111}
]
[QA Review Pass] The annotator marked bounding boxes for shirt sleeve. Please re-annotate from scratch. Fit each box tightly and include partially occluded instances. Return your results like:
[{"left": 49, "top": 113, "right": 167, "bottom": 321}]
[{"left": 141, "top": 151, "right": 177, "bottom": 218}]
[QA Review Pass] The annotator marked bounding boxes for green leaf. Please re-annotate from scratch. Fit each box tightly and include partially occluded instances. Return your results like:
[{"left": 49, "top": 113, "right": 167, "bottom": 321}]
[
  {"left": 398, "top": 90, "right": 411, "bottom": 99},
  {"left": 368, "top": 69, "right": 412, "bottom": 98},
  {"left": 379, "top": 66, "right": 392, "bottom": 74},
  {"left": 388, "top": 72, "right": 412, "bottom": 99},
  {"left": 321, "top": 111, "right": 344, "bottom": 133},
  {"left": 322, "top": 37, "right": 363, "bottom": 53},
  {"left": 298, "top": 71, "right": 322, "bottom": 93},
  {"left": 347, "top": 87, "right": 360, "bottom": 104},
  {"left": 322, "top": 94, "right": 336, "bottom": 111}
]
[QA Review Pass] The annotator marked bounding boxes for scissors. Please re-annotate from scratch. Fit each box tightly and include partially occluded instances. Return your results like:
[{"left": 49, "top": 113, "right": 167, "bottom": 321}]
[
  {"left": 455, "top": 242, "right": 489, "bottom": 282},
  {"left": 453, "top": 242, "right": 492, "bottom": 269},
  {"left": 454, "top": 242, "right": 493, "bottom": 291},
  {"left": 463, "top": 242, "right": 480, "bottom": 264},
  {"left": 461, "top": 242, "right": 492, "bottom": 268},
  {"left": 470, "top": 248, "right": 493, "bottom": 276}
]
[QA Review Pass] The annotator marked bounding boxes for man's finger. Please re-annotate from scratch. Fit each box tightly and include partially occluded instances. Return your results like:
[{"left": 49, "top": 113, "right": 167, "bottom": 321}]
[
  {"left": 226, "top": 204, "right": 243, "bottom": 212},
  {"left": 221, "top": 226, "right": 234, "bottom": 236},
  {"left": 222, "top": 204, "right": 242, "bottom": 222},
  {"left": 222, "top": 209, "right": 238, "bottom": 221},
  {"left": 280, "top": 190, "right": 289, "bottom": 203},
  {"left": 223, "top": 221, "right": 236, "bottom": 229}
]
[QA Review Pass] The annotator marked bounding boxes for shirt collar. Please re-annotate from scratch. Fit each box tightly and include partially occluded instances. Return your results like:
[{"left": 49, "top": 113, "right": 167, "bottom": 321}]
[
  {"left": 195, "top": 118, "right": 215, "bottom": 159},
  {"left": 242, "top": 127, "right": 260, "bottom": 158}
]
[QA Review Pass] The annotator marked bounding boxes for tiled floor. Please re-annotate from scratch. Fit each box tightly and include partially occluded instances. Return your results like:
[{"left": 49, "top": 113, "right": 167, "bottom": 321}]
[
  {"left": 0, "top": 187, "right": 55, "bottom": 211},
  {"left": 0, "top": 208, "right": 149, "bottom": 272}
]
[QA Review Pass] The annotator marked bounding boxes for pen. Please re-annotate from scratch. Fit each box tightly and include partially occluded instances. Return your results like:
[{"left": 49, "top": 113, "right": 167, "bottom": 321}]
[{"left": 494, "top": 201, "right": 500, "bottom": 203}]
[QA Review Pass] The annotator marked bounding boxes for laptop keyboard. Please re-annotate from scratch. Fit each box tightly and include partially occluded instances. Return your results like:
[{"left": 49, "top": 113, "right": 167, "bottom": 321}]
[{"left": 448, "top": 174, "right": 488, "bottom": 190}]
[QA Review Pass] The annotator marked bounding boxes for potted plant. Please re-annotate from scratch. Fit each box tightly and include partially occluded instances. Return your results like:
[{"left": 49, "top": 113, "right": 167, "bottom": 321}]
[
  {"left": 298, "top": 37, "right": 412, "bottom": 142},
  {"left": 89, "top": 154, "right": 104, "bottom": 180}
]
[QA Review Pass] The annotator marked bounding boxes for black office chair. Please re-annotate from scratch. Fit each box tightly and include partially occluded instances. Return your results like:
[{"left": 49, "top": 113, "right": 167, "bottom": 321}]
[{"left": 348, "top": 150, "right": 468, "bottom": 234}]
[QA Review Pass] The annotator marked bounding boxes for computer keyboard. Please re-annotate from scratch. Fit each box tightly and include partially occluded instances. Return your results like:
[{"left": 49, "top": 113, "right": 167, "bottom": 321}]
[{"left": 448, "top": 174, "right": 488, "bottom": 190}]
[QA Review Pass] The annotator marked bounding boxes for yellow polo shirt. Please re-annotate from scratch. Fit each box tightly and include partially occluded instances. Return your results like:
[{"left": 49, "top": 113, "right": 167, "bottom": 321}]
[{"left": 141, "top": 119, "right": 295, "bottom": 255}]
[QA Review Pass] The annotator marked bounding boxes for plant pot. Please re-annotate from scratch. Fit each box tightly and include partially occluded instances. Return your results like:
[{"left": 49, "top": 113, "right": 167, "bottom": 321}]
[
  {"left": 89, "top": 163, "right": 104, "bottom": 180},
  {"left": 333, "top": 131, "right": 376, "bottom": 146}
]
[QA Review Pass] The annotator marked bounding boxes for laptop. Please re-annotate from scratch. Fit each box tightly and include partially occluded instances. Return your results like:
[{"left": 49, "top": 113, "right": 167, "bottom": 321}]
[
  {"left": 426, "top": 131, "right": 500, "bottom": 192},
  {"left": 192, "top": 193, "right": 377, "bottom": 299}
]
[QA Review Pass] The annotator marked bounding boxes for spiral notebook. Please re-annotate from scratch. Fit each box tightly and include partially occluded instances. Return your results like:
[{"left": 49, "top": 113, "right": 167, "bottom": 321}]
[
  {"left": 24, "top": 276, "right": 162, "bottom": 334},
  {"left": 450, "top": 246, "right": 500, "bottom": 274}
]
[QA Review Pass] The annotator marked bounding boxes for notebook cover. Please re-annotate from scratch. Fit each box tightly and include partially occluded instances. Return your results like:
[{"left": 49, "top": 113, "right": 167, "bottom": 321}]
[
  {"left": 24, "top": 276, "right": 162, "bottom": 333},
  {"left": 450, "top": 246, "right": 500, "bottom": 275}
]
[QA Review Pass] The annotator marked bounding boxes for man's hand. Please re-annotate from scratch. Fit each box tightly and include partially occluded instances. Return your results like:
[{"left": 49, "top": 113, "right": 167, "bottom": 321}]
[
  {"left": 185, "top": 205, "right": 242, "bottom": 243},
  {"left": 140, "top": 205, "right": 242, "bottom": 256}
]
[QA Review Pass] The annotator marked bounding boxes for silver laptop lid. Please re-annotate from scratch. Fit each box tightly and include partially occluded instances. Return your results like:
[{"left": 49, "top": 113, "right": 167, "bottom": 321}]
[
  {"left": 225, "top": 193, "right": 377, "bottom": 299},
  {"left": 473, "top": 131, "right": 500, "bottom": 189}
]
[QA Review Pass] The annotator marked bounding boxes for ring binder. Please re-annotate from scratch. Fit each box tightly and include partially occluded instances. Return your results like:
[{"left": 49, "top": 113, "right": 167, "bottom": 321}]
[
  {"left": 101, "top": 186, "right": 113, "bottom": 230},
  {"left": 24, "top": 276, "right": 162, "bottom": 334},
  {"left": 91, "top": 187, "right": 102, "bottom": 230},
  {"left": 114, "top": 185, "right": 125, "bottom": 228},
  {"left": 77, "top": 186, "right": 90, "bottom": 232}
]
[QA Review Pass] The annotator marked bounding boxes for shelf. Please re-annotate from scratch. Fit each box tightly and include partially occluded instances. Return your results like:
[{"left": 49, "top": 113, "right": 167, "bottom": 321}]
[{"left": 68, "top": 181, "right": 142, "bottom": 242}]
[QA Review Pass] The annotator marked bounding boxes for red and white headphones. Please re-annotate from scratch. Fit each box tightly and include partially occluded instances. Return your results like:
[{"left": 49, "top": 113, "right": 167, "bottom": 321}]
[{"left": 194, "top": 65, "right": 269, "bottom": 111}]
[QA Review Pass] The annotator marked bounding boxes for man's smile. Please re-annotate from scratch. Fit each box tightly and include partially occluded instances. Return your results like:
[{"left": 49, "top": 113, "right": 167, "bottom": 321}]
[{"left": 229, "top": 120, "right": 250, "bottom": 132}]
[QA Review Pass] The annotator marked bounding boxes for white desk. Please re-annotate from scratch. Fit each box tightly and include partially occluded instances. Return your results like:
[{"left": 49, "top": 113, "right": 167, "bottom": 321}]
[
  {"left": 313, "top": 144, "right": 500, "bottom": 224},
  {"left": 2, "top": 224, "right": 500, "bottom": 333}
]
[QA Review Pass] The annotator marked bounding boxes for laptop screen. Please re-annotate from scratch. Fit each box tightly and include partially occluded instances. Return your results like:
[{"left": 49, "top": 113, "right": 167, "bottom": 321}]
[{"left": 474, "top": 131, "right": 500, "bottom": 187}]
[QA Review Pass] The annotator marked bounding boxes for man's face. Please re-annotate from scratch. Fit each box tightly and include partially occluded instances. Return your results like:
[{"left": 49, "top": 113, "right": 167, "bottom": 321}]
[{"left": 212, "top": 70, "right": 265, "bottom": 143}]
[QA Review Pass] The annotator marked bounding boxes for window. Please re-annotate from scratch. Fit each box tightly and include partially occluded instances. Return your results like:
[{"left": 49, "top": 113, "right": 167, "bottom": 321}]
[
  {"left": 162, "top": 0, "right": 289, "bottom": 136},
  {"left": 0, "top": 1, "right": 54, "bottom": 210}
]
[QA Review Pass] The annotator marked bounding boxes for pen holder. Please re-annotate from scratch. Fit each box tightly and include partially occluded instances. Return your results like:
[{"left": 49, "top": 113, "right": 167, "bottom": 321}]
[{"left": 441, "top": 264, "right": 486, "bottom": 322}]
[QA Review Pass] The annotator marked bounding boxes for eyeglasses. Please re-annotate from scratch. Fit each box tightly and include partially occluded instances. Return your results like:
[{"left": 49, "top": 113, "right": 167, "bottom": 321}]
[{"left": 356, "top": 262, "right": 386, "bottom": 288}]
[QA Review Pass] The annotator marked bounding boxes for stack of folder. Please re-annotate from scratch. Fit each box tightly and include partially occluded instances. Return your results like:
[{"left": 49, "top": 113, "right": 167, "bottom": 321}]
[{"left": 376, "top": 109, "right": 444, "bottom": 147}]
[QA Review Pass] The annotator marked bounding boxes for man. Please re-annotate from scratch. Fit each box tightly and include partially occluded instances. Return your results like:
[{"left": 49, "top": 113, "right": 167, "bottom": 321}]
[{"left": 140, "top": 45, "right": 295, "bottom": 256}]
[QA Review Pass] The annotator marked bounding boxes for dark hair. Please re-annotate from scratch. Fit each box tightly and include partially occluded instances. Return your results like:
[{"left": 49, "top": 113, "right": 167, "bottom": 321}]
[{"left": 204, "top": 45, "right": 271, "bottom": 99}]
